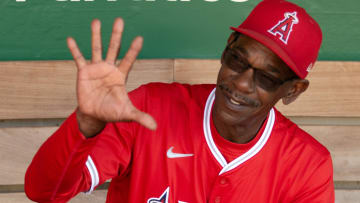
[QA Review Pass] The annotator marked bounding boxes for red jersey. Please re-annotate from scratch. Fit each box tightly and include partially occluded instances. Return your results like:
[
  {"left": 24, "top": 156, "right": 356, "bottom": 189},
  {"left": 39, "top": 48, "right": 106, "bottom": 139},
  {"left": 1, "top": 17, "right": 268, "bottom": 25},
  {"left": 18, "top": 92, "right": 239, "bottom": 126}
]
[{"left": 25, "top": 83, "right": 334, "bottom": 203}]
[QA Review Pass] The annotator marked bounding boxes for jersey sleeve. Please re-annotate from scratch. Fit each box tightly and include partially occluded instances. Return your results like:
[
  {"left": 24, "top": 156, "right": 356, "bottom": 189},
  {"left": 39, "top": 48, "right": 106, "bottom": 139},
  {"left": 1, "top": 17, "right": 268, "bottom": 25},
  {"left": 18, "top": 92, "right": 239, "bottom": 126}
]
[
  {"left": 291, "top": 153, "right": 335, "bottom": 203},
  {"left": 25, "top": 86, "right": 148, "bottom": 202}
]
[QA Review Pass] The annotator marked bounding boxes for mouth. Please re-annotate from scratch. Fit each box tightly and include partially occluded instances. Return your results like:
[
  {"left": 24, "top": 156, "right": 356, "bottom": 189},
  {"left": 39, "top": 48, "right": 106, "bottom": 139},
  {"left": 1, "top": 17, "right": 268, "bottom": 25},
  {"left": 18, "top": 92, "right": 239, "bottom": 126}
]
[
  {"left": 229, "top": 97, "right": 247, "bottom": 106},
  {"left": 218, "top": 84, "right": 259, "bottom": 108},
  {"left": 225, "top": 94, "right": 252, "bottom": 111}
]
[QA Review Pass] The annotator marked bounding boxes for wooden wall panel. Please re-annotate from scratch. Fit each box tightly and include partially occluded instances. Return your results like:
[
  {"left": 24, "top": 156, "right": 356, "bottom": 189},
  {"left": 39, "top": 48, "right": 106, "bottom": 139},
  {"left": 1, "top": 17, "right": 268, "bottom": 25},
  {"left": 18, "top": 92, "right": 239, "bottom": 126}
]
[
  {"left": 70, "top": 190, "right": 107, "bottom": 203},
  {"left": 1, "top": 60, "right": 359, "bottom": 118},
  {"left": 174, "top": 60, "right": 360, "bottom": 117},
  {"left": 1, "top": 125, "right": 359, "bottom": 185},
  {"left": 126, "top": 59, "right": 174, "bottom": 91},
  {"left": 174, "top": 59, "right": 220, "bottom": 84},
  {"left": 335, "top": 190, "right": 360, "bottom": 203},
  {"left": 0, "top": 60, "right": 174, "bottom": 120},
  {"left": 0, "top": 190, "right": 107, "bottom": 203},
  {"left": 277, "top": 61, "right": 360, "bottom": 117},
  {"left": 0, "top": 127, "right": 56, "bottom": 185},
  {"left": 0, "top": 61, "right": 77, "bottom": 120},
  {"left": 0, "top": 190, "right": 359, "bottom": 202},
  {"left": 302, "top": 125, "right": 360, "bottom": 181}
]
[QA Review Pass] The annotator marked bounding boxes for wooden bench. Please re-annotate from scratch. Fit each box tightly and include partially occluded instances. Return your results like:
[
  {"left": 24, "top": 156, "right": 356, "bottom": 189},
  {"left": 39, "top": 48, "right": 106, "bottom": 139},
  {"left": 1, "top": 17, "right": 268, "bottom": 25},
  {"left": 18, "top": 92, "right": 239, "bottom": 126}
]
[{"left": 0, "top": 60, "right": 359, "bottom": 202}]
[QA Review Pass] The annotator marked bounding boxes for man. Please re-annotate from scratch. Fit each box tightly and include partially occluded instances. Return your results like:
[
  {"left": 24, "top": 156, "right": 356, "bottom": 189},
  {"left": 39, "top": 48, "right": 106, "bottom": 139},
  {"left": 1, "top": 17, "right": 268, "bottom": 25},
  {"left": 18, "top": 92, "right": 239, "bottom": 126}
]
[{"left": 25, "top": 0, "right": 334, "bottom": 202}]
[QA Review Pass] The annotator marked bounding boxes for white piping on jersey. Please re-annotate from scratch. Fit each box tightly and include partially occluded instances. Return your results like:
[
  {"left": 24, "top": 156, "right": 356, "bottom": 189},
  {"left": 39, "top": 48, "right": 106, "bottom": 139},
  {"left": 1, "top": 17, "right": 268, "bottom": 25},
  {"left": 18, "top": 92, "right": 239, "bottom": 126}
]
[
  {"left": 203, "top": 88, "right": 275, "bottom": 175},
  {"left": 203, "top": 89, "right": 227, "bottom": 167},
  {"left": 85, "top": 155, "right": 99, "bottom": 194}
]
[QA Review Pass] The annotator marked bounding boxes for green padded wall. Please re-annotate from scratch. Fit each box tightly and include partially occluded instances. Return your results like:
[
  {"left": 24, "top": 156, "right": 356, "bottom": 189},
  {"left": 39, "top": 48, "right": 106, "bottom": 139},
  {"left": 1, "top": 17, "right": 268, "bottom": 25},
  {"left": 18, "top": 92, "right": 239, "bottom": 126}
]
[{"left": 0, "top": 0, "right": 359, "bottom": 61}]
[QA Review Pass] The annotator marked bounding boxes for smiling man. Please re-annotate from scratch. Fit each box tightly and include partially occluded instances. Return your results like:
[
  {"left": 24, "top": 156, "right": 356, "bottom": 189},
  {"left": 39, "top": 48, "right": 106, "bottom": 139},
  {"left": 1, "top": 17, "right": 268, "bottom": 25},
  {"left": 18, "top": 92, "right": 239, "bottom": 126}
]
[{"left": 25, "top": 0, "right": 334, "bottom": 202}]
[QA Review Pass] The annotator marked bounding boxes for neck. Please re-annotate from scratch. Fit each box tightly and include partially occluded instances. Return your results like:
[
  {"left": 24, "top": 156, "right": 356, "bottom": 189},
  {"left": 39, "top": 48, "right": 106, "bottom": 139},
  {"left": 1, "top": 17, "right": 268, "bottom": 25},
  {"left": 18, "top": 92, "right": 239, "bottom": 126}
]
[{"left": 212, "top": 110, "right": 267, "bottom": 144}]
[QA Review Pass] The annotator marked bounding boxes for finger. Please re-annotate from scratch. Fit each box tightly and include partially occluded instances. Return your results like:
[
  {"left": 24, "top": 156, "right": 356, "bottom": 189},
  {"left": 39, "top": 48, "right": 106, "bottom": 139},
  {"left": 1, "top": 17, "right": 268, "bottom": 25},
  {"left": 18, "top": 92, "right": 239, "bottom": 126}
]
[
  {"left": 118, "top": 36, "right": 143, "bottom": 76},
  {"left": 67, "top": 37, "right": 87, "bottom": 69},
  {"left": 91, "top": 19, "right": 102, "bottom": 63},
  {"left": 105, "top": 18, "right": 124, "bottom": 64},
  {"left": 128, "top": 107, "right": 157, "bottom": 130}
]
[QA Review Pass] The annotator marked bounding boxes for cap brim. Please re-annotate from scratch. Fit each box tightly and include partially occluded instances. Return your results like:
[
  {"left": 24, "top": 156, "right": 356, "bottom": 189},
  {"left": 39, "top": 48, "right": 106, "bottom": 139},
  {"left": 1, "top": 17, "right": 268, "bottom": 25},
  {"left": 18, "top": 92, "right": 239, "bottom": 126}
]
[{"left": 230, "top": 26, "right": 304, "bottom": 79}]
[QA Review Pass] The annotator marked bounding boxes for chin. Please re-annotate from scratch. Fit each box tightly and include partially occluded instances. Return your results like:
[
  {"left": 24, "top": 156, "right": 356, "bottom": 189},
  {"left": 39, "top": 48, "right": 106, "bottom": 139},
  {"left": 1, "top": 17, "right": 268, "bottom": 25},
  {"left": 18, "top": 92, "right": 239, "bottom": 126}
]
[
  {"left": 213, "top": 98, "right": 254, "bottom": 125},
  {"left": 218, "top": 111, "right": 250, "bottom": 125}
]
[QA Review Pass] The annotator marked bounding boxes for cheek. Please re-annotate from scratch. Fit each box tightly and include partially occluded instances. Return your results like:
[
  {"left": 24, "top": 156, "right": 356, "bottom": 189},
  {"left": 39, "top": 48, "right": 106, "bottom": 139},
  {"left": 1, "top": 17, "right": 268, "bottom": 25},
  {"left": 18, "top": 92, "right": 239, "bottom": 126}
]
[
  {"left": 216, "top": 68, "right": 227, "bottom": 86},
  {"left": 217, "top": 66, "right": 234, "bottom": 85},
  {"left": 216, "top": 68, "right": 223, "bottom": 84},
  {"left": 256, "top": 88, "right": 283, "bottom": 108}
]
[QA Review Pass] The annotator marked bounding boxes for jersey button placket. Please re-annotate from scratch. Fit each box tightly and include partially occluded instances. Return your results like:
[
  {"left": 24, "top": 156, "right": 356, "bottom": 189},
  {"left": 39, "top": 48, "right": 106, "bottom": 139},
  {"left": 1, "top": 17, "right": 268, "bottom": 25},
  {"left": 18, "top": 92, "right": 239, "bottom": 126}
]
[
  {"left": 215, "top": 196, "right": 221, "bottom": 203},
  {"left": 220, "top": 178, "right": 228, "bottom": 186},
  {"left": 209, "top": 176, "right": 231, "bottom": 202}
]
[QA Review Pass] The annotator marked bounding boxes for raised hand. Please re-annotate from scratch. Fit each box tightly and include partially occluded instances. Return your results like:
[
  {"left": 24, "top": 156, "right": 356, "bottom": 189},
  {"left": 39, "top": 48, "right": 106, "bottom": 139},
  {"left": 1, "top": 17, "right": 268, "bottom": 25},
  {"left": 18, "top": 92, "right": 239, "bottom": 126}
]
[{"left": 67, "top": 18, "right": 157, "bottom": 137}]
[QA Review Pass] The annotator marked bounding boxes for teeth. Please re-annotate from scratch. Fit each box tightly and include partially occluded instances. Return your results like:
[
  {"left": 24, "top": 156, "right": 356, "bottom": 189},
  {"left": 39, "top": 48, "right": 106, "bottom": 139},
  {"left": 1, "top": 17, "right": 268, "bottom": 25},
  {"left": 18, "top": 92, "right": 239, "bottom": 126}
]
[{"left": 230, "top": 98, "right": 241, "bottom": 105}]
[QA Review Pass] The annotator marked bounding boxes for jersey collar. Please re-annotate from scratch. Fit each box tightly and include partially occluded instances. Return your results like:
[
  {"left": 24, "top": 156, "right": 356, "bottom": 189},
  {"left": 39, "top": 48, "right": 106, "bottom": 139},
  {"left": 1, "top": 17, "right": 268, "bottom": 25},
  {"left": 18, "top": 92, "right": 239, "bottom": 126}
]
[{"left": 203, "top": 88, "right": 275, "bottom": 175}]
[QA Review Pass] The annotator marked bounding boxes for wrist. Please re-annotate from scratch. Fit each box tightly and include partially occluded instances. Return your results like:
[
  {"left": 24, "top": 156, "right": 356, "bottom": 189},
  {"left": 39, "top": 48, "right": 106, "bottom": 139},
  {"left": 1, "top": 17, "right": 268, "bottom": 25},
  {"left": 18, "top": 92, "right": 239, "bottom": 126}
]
[{"left": 76, "top": 108, "right": 106, "bottom": 138}]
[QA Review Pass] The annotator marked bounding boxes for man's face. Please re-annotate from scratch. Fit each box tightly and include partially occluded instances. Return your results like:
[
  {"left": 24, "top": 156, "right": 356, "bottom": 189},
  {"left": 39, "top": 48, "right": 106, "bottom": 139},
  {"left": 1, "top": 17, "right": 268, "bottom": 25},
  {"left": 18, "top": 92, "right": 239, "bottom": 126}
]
[{"left": 213, "top": 34, "right": 297, "bottom": 125}]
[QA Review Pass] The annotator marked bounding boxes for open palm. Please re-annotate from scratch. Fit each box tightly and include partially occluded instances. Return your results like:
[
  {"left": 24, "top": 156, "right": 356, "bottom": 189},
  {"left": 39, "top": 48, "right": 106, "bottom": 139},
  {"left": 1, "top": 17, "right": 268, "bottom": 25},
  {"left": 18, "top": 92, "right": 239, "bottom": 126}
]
[{"left": 67, "top": 18, "right": 157, "bottom": 136}]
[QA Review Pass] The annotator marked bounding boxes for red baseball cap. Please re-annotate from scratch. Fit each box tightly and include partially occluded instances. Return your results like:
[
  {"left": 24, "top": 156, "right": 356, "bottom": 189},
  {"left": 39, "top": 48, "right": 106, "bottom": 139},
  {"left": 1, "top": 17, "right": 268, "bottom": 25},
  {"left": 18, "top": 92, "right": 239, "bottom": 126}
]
[{"left": 231, "top": 0, "right": 322, "bottom": 79}]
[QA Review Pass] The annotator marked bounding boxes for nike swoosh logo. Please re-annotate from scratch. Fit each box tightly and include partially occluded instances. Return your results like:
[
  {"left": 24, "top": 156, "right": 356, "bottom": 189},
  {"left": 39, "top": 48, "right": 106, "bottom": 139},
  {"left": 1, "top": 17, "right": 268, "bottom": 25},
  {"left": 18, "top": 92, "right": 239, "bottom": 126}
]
[{"left": 167, "top": 146, "right": 194, "bottom": 159}]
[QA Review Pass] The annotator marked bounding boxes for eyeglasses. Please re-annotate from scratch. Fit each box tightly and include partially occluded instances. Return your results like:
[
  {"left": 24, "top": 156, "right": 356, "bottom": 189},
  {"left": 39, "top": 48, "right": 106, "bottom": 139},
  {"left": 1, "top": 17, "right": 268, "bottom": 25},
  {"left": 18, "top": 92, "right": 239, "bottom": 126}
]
[{"left": 221, "top": 35, "right": 296, "bottom": 92}]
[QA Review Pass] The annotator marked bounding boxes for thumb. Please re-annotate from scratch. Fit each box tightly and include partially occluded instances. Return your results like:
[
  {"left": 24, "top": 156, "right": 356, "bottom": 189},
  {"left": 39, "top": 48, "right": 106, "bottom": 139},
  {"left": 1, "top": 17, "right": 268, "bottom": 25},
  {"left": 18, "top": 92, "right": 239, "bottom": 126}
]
[{"left": 128, "top": 107, "right": 157, "bottom": 130}]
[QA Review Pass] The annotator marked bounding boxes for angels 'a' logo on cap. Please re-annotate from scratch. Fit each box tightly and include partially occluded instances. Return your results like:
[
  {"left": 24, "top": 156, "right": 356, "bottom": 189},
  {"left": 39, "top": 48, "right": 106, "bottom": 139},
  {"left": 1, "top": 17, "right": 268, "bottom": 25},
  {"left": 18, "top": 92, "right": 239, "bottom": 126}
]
[{"left": 268, "top": 11, "right": 299, "bottom": 45}]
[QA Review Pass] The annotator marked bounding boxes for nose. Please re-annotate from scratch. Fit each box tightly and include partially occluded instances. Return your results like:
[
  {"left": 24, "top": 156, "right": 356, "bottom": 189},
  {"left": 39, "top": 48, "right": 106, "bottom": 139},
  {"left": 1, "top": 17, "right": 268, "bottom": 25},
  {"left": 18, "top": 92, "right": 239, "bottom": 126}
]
[{"left": 231, "top": 68, "right": 256, "bottom": 93}]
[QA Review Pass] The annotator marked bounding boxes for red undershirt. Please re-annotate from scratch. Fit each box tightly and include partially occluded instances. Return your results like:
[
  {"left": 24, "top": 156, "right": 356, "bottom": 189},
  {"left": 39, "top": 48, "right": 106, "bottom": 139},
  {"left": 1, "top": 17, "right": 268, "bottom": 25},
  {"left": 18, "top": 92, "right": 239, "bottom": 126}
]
[{"left": 209, "top": 111, "right": 268, "bottom": 163}]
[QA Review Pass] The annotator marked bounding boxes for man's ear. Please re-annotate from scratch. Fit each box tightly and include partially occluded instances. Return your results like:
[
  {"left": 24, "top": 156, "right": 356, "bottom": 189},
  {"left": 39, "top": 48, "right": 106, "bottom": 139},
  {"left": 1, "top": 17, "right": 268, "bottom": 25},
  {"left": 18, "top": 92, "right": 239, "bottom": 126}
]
[{"left": 282, "top": 79, "right": 309, "bottom": 105}]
